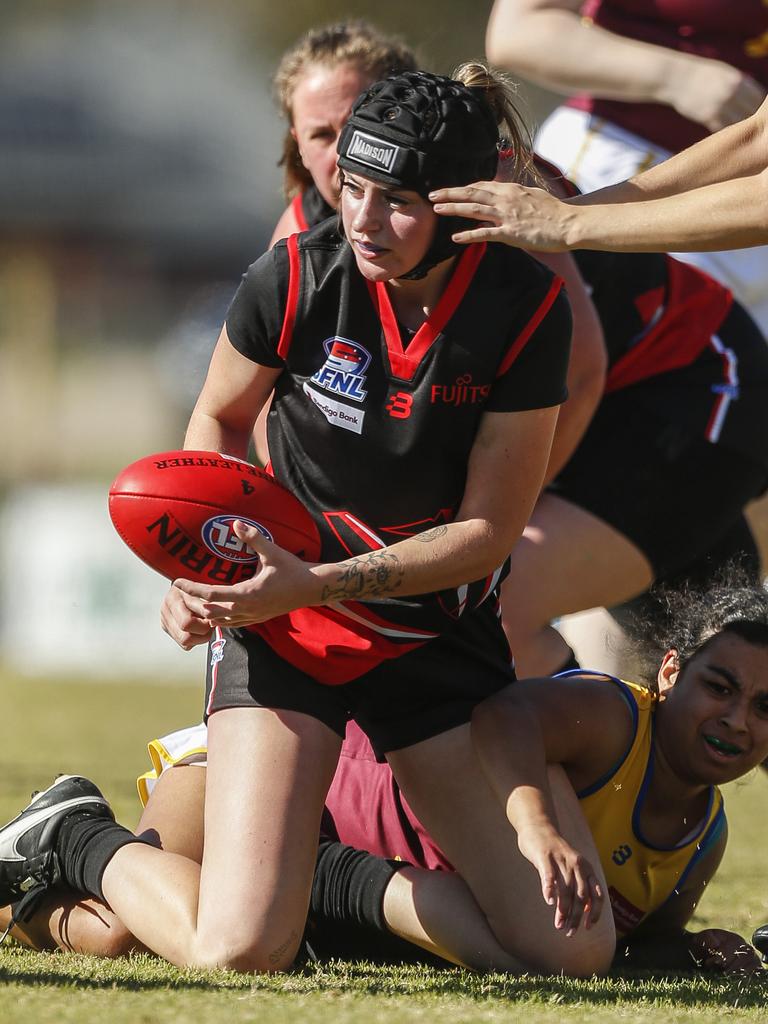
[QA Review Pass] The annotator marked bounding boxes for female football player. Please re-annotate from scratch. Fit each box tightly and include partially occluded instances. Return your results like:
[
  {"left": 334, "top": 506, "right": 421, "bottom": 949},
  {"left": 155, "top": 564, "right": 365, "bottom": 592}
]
[
  {"left": 267, "top": 20, "right": 417, "bottom": 246},
  {"left": 3, "top": 575, "right": 766, "bottom": 974},
  {"left": 0, "top": 67, "right": 617, "bottom": 977},
  {"left": 256, "top": 24, "right": 602, "bottom": 474},
  {"left": 266, "top": 34, "right": 768, "bottom": 678}
]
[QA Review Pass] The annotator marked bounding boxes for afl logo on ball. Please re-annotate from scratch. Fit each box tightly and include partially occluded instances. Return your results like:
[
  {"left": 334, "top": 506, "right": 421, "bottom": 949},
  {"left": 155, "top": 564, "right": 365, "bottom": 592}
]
[{"left": 201, "top": 515, "right": 271, "bottom": 562}]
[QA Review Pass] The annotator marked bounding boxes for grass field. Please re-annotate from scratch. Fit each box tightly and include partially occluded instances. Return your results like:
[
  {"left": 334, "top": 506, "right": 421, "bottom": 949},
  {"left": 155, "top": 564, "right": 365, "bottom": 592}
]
[{"left": 2, "top": 672, "right": 767, "bottom": 1023}]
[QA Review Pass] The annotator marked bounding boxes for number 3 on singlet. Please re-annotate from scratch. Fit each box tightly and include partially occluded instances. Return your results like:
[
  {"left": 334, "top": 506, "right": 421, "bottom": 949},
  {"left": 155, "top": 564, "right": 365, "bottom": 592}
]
[{"left": 386, "top": 391, "right": 413, "bottom": 419}]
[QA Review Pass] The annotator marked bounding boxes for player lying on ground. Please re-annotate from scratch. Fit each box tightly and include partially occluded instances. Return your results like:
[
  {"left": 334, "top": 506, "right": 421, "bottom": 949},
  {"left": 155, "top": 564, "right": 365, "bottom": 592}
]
[{"left": 2, "top": 576, "right": 765, "bottom": 974}]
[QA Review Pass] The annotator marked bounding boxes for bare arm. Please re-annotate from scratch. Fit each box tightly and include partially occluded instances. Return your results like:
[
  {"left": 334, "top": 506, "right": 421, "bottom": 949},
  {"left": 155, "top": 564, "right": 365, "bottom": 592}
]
[
  {"left": 430, "top": 162, "right": 768, "bottom": 255},
  {"left": 167, "top": 403, "right": 560, "bottom": 637},
  {"left": 429, "top": 86, "right": 768, "bottom": 255},
  {"left": 320, "top": 404, "right": 558, "bottom": 600},
  {"left": 183, "top": 326, "right": 282, "bottom": 456},
  {"left": 471, "top": 674, "right": 634, "bottom": 932},
  {"left": 533, "top": 253, "right": 605, "bottom": 484},
  {"left": 486, "top": 0, "right": 765, "bottom": 131},
  {"left": 566, "top": 172, "right": 768, "bottom": 252}
]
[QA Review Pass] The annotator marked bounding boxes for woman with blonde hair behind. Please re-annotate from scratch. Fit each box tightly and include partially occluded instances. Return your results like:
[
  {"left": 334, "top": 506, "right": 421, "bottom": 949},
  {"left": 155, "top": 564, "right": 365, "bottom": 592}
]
[{"left": 269, "top": 20, "right": 417, "bottom": 245}]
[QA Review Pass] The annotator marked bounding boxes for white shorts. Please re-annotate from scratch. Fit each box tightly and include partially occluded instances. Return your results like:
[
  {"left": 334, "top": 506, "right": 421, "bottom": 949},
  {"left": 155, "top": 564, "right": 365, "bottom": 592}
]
[
  {"left": 137, "top": 722, "right": 208, "bottom": 807},
  {"left": 535, "top": 106, "right": 768, "bottom": 336}
]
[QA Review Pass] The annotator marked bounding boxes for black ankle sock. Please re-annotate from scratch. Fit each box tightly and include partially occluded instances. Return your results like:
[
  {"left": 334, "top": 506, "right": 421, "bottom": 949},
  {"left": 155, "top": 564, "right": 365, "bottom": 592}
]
[
  {"left": 57, "top": 813, "right": 147, "bottom": 902},
  {"left": 310, "top": 838, "right": 404, "bottom": 933},
  {"left": 555, "top": 647, "right": 581, "bottom": 674}
]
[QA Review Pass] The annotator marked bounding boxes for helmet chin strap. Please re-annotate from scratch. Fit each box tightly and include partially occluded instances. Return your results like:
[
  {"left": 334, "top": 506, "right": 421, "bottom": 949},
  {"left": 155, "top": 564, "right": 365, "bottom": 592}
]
[
  {"left": 396, "top": 214, "right": 467, "bottom": 281},
  {"left": 336, "top": 72, "right": 501, "bottom": 281}
]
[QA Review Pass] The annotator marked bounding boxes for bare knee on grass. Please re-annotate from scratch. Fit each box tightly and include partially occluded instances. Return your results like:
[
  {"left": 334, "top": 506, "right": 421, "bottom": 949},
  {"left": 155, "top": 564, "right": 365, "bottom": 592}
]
[
  {"left": 188, "top": 708, "right": 341, "bottom": 974},
  {"left": 56, "top": 898, "right": 140, "bottom": 957},
  {"left": 189, "top": 924, "right": 304, "bottom": 974},
  {"left": 1, "top": 894, "right": 140, "bottom": 957}
]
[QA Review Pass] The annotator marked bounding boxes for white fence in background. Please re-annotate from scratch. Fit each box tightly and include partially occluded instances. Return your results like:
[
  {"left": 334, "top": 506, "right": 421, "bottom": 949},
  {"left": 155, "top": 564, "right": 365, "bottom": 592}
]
[{"left": 0, "top": 485, "right": 206, "bottom": 680}]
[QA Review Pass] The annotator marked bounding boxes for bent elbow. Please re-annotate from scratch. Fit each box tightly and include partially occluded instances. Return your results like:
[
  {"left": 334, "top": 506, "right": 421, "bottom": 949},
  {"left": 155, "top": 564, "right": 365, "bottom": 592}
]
[
  {"left": 486, "top": 30, "right": 531, "bottom": 72},
  {"left": 486, "top": 2, "right": 536, "bottom": 70}
]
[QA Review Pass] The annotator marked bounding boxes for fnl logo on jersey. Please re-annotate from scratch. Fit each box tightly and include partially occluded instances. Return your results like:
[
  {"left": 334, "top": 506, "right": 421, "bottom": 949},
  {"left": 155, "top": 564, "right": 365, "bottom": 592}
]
[
  {"left": 311, "top": 337, "right": 371, "bottom": 402},
  {"left": 201, "top": 515, "right": 272, "bottom": 562}
]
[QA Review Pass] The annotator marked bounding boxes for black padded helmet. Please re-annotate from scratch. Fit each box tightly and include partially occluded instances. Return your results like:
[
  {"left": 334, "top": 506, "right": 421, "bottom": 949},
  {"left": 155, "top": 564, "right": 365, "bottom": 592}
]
[{"left": 337, "top": 71, "right": 500, "bottom": 278}]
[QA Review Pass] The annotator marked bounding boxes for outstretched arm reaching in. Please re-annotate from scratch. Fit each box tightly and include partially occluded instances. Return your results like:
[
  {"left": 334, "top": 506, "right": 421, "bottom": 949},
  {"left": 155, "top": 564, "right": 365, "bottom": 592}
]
[{"left": 430, "top": 96, "right": 768, "bottom": 254}]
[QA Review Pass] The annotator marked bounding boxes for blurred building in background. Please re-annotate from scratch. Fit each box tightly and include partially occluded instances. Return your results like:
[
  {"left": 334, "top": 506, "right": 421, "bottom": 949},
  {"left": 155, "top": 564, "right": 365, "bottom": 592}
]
[
  {"left": 0, "top": 4, "right": 285, "bottom": 484},
  {"left": 0, "top": 0, "right": 555, "bottom": 679}
]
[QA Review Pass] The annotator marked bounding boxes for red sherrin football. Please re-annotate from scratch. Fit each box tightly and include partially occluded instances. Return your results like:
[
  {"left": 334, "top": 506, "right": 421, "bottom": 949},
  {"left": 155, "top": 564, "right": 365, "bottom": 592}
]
[{"left": 108, "top": 450, "right": 321, "bottom": 585}]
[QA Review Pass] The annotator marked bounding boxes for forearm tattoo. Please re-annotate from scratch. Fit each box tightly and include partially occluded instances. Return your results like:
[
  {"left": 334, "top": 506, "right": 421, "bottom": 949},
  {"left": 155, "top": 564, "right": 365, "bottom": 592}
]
[
  {"left": 321, "top": 550, "right": 405, "bottom": 601},
  {"left": 414, "top": 525, "right": 448, "bottom": 543}
]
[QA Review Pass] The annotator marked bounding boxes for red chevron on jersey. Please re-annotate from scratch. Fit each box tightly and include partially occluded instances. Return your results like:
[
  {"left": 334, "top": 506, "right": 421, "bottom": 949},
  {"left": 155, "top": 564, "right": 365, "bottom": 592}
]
[
  {"left": 250, "top": 602, "right": 438, "bottom": 685},
  {"left": 605, "top": 258, "right": 733, "bottom": 392},
  {"left": 366, "top": 243, "right": 487, "bottom": 381},
  {"left": 323, "top": 511, "right": 385, "bottom": 555},
  {"left": 323, "top": 508, "right": 455, "bottom": 552},
  {"left": 378, "top": 509, "right": 454, "bottom": 540}
]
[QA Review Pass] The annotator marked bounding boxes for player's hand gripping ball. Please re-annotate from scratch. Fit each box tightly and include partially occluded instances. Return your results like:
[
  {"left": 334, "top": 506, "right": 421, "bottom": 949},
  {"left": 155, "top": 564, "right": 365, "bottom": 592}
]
[{"left": 109, "top": 451, "right": 321, "bottom": 585}]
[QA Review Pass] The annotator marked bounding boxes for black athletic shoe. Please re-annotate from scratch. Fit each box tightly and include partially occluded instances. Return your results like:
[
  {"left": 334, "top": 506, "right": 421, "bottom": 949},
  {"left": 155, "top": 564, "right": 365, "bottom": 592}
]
[
  {"left": 752, "top": 924, "right": 768, "bottom": 962},
  {"left": 0, "top": 775, "right": 113, "bottom": 941}
]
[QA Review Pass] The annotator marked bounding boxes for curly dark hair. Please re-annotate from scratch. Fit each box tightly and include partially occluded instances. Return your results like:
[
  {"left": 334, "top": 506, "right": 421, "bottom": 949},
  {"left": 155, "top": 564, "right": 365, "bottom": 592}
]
[{"left": 623, "top": 564, "right": 768, "bottom": 684}]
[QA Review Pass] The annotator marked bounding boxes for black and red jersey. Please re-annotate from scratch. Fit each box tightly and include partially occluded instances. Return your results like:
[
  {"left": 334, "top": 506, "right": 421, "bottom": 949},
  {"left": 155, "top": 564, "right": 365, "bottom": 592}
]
[
  {"left": 572, "top": 247, "right": 768, "bottom": 463},
  {"left": 531, "top": 154, "right": 762, "bottom": 400},
  {"left": 225, "top": 218, "right": 571, "bottom": 682},
  {"left": 573, "top": 248, "right": 734, "bottom": 391},
  {"left": 289, "top": 184, "right": 334, "bottom": 233}
]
